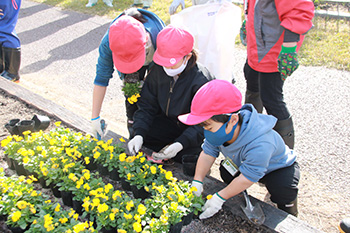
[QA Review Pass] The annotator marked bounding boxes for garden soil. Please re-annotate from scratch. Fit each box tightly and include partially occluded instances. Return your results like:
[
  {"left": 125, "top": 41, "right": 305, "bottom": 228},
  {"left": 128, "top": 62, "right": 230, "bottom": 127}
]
[
  {"left": 0, "top": 90, "right": 273, "bottom": 233},
  {"left": 2, "top": 0, "right": 350, "bottom": 232}
]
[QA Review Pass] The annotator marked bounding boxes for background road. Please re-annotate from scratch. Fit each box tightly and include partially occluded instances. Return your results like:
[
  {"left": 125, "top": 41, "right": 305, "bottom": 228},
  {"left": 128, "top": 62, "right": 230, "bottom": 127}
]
[{"left": 15, "top": 1, "right": 350, "bottom": 232}]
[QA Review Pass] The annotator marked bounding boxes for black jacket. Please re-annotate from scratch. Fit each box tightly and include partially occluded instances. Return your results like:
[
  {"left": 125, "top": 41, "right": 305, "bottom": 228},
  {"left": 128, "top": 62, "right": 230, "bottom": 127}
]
[{"left": 133, "top": 63, "right": 214, "bottom": 150}]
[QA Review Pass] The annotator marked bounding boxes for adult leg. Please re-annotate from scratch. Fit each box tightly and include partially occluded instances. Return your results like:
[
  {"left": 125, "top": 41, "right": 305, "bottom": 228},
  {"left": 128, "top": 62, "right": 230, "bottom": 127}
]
[
  {"left": 259, "top": 162, "right": 300, "bottom": 216},
  {"left": 243, "top": 62, "right": 263, "bottom": 113},
  {"left": 259, "top": 71, "right": 294, "bottom": 149}
]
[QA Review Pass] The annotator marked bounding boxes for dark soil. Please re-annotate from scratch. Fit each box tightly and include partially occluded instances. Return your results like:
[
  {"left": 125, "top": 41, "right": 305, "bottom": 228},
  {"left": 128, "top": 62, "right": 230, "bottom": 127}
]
[{"left": 0, "top": 89, "right": 273, "bottom": 232}]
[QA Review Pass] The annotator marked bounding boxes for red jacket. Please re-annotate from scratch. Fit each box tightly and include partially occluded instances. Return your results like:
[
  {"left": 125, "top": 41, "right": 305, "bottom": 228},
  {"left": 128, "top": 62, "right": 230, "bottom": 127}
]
[{"left": 246, "top": 0, "right": 314, "bottom": 72}]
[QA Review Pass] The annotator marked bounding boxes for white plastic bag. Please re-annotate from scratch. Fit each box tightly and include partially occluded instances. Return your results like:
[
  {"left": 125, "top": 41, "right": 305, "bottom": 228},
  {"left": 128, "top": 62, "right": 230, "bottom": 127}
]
[{"left": 171, "top": 1, "right": 241, "bottom": 82}]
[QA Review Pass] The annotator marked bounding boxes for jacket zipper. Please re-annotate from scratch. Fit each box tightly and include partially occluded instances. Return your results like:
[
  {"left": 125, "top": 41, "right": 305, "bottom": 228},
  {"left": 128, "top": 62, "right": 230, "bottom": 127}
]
[{"left": 166, "top": 79, "right": 175, "bottom": 116}]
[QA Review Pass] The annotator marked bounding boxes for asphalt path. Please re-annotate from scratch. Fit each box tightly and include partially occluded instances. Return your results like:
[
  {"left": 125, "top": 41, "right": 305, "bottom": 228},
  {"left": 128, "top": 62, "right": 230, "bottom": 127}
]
[{"left": 15, "top": 1, "right": 350, "bottom": 232}]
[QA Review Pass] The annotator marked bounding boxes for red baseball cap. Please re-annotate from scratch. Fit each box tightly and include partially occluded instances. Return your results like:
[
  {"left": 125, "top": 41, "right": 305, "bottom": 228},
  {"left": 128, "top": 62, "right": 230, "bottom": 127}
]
[
  {"left": 153, "top": 25, "right": 194, "bottom": 67},
  {"left": 178, "top": 80, "right": 242, "bottom": 125},
  {"left": 109, "top": 16, "right": 147, "bottom": 74}
]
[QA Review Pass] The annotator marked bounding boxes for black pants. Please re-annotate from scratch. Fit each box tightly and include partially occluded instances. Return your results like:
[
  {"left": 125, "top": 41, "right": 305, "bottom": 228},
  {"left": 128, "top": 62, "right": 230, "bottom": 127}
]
[
  {"left": 244, "top": 62, "right": 291, "bottom": 121},
  {"left": 220, "top": 161, "right": 300, "bottom": 205}
]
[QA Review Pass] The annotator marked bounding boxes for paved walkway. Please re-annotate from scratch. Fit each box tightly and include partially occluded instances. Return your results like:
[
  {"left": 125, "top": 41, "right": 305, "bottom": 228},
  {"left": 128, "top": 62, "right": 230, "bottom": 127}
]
[{"left": 15, "top": 1, "right": 350, "bottom": 232}]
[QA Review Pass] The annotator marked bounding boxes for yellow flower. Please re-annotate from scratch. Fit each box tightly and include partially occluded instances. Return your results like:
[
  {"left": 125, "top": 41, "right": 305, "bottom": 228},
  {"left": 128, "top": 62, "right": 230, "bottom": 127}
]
[
  {"left": 109, "top": 213, "right": 115, "bottom": 221},
  {"left": 93, "top": 151, "right": 100, "bottom": 159},
  {"left": 55, "top": 203, "right": 61, "bottom": 212},
  {"left": 150, "top": 166, "right": 157, "bottom": 174},
  {"left": 41, "top": 167, "right": 48, "bottom": 176},
  {"left": 171, "top": 202, "right": 178, "bottom": 211},
  {"left": 59, "top": 218, "right": 68, "bottom": 224},
  {"left": 84, "top": 157, "right": 90, "bottom": 165},
  {"left": 11, "top": 211, "right": 21, "bottom": 222},
  {"left": 23, "top": 156, "right": 29, "bottom": 164},
  {"left": 137, "top": 204, "right": 146, "bottom": 215},
  {"left": 31, "top": 191, "right": 38, "bottom": 197},
  {"left": 140, "top": 157, "right": 145, "bottom": 163},
  {"left": 83, "top": 183, "right": 90, "bottom": 190},
  {"left": 73, "top": 213, "right": 79, "bottom": 220},
  {"left": 119, "top": 137, "right": 125, "bottom": 142},
  {"left": 165, "top": 171, "right": 173, "bottom": 180},
  {"left": 104, "top": 183, "right": 113, "bottom": 193},
  {"left": 54, "top": 121, "right": 61, "bottom": 127},
  {"left": 97, "top": 203, "right": 108, "bottom": 213},
  {"left": 126, "top": 200, "right": 134, "bottom": 211},
  {"left": 133, "top": 222, "right": 142, "bottom": 233},
  {"left": 117, "top": 230, "right": 127, "bottom": 233},
  {"left": 112, "top": 190, "right": 122, "bottom": 200},
  {"left": 207, "top": 194, "right": 213, "bottom": 200},
  {"left": 1, "top": 136, "right": 12, "bottom": 147},
  {"left": 119, "top": 153, "right": 126, "bottom": 162},
  {"left": 16, "top": 201, "right": 28, "bottom": 210},
  {"left": 33, "top": 219, "right": 37, "bottom": 224},
  {"left": 124, "top": 213, "right": 132, "bottom": 220},
  {"left": 73, "top": 222, "right": 87, "bottom": 233}
]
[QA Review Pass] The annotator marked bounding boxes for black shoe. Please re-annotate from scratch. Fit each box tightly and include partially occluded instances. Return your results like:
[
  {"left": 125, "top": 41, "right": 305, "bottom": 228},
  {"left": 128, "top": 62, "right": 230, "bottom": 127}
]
[
  {"left": 142, "top": 6, "right": 150, "bottom": 9},
  {"left": 339, "top": 218, "right": 350, "bottom": 233},
  {"left": 131, "top": 3, "right": 143, "bottom": 7}
]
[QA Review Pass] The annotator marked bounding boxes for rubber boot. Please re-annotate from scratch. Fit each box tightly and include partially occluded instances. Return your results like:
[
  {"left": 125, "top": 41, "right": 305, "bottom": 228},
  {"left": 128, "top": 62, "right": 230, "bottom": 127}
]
[
  {"left": 103, "top": 0, "right": 113, "bottom": 7},
  {"left": 245, "top": 90, "right": 263, "bottom": 113},
  {"left": 86, "top": 0, "right": 97, "bottom": 7},
  {"left": 274, "top": 117, "right": 294, "bottom": 149},
  {"left": 339, "top": 218, "right": 350, "bottom": 233},
  {"left": 277, "top": 198, "right": 298, "bottom": 217},
  {"left": 0, "top": 45, "right": 3, "bottom": 74},
  {"left": 1, "top": 47, "right": 21, "bottom": 82}
]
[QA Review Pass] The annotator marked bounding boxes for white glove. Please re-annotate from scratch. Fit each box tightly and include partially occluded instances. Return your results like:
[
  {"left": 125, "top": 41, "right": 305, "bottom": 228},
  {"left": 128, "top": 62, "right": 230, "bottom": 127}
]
[
  {"left": 103, "top": 0, "right": 113, "bottom": 7},
  {"left": 91, "top": 116, "right": 106, "bottom": 140},
  {"left": 152, "top": 142, "right": 183, "bottom": 160},
  {"left": 128, "top": 135, "right": 143, "bottom": 155},
  {"left": 169, "top": 0, "right": 185, "bottom": 15},
  {"left": 86, "top": 0, "right": 97, "bottom": 7},
  {"left": 199, "top": 193, "right": 226, "bottom": 220},
  {"left": 191, "top": 180, "right": 203, "bottom": 197}
]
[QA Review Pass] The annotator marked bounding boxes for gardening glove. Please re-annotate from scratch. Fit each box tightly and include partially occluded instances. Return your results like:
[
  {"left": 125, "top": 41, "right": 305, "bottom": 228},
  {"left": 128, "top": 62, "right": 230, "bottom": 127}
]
[
  {"left": 169, "top": 0, "right": 185, "bottom": 15},
  {"left": 240, "top": 20, "right": 247, "bottom": 46},
  {"left": 278, "top": 45, "right": 299, "bottom": 81},
  {"left": 128, "top": 135, "right": 143, "bottom": 155},
  {"left": 199, "top": 193, "right": 226, "bottom": 220},
  {"left": 191, "top": 180, "right": 203, "bottom": 197},
  {"left": 86, "top": 0, "right": 97, "bottom": 7},
  {"left": 103, "top": 0, "right": 113, "bottom": 7},
  {"left": 91, "top": 116, "right": 106, "bottom": 140},
  {"left": 152, "top": 142, "right": 183, "bottom": 160}
]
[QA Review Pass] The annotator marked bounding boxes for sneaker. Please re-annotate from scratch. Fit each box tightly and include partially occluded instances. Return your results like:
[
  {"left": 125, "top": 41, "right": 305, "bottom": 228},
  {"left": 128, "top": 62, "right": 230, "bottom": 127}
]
[{"left": 339, "top": 218, "right": 350, "bottom": 233}]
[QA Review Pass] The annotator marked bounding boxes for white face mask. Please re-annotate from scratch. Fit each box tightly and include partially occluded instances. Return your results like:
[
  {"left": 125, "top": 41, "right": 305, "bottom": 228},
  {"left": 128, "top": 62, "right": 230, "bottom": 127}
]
[{"left": 163, "top": 58, "right": 188, "bottom": 77}]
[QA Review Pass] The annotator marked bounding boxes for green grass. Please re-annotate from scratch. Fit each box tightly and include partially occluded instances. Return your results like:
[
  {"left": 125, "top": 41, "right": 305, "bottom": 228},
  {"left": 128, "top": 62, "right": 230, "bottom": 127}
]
[{"left": 30, "top": 0, "right": 350, "bottom": 71}]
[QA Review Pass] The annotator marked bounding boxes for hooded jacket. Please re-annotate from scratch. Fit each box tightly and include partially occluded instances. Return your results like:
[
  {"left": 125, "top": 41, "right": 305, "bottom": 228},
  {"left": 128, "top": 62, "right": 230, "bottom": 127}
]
[
  {"left": 0, "top": 0, "right": 21, "bottom": 48},
  {"left": 202, "top": 104, "right": 296, "bottom": 183},
  {"left": 246, "top": 0, "right": 314, "bottom": 72},
  {"left": 133, "top": 63, "right": 213, "bottom": 150}
]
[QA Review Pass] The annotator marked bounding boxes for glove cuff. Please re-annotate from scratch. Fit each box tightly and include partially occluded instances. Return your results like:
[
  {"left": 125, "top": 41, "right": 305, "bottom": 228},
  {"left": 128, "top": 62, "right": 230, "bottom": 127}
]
[
  {"left": 215, "top": 192, "right": 226, "bottom": 201},
  {"left": 193, "top": 180, "right": 203, "bottom": 184},
  {"left": 281, "top": 45, "right": 297, "bottom": 53},
  {"left": 91, "top": 116, "right": 100, "bottom": 121}
]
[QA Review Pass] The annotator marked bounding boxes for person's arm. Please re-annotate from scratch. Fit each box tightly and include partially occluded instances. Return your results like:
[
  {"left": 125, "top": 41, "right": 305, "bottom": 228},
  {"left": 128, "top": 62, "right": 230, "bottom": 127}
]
[
  {"left": 92, "top": 85, "right": 107, "bottom": 119},
  {"left": 218, "top": 173, "right": 254, "bottom": 200},
  {"left": 194, "top": 151, "right": 216, "bottom": 182}
]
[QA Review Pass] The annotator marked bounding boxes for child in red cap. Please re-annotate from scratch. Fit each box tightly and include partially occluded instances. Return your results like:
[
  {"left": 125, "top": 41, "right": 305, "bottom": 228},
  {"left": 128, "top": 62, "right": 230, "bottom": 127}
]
[
  {"left": 178, "top": 79, "right": 300, "bottom": 219},
  {"left": 127, "top": 25, "right": 213, "bottom": 164},
  {"left": 91, "top": 8, "right": 165, "bottom": 140}
]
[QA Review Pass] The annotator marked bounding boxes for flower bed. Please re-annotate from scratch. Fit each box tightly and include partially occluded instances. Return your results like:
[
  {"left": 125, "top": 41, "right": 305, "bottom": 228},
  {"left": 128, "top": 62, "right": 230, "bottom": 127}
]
[{"left": 1, "top": 124, "right": 204, "bottom": 232}]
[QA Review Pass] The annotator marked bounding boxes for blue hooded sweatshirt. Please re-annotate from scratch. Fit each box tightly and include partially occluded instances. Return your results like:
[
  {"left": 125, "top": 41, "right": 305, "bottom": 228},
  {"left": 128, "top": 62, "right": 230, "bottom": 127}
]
[
  {"left": 0, "top": 0, "right": 21, "bottom": 48},
  {"left": 202, "top": 104, "right": 296, "bottom": 183}
]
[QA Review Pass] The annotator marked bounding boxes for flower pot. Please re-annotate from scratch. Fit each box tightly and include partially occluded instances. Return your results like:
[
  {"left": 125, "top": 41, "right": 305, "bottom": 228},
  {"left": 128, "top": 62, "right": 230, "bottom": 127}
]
[
  {"left": 7, "top": 224, "right": 30, "bottom": 233},
  {"left": 50, "top": 183, "right": 62, "bottom": 198},
  {"left": 120, "top": 178, "right": 131, "bottom": 191},
  {"left": 72, "top": 200, "right": 83, "bottom": 215},
  {"left": 5, "top": 154, "right": 15, "bottom": 170},
  {"left": 131, "top": 185, "right": 150, "bottom": 200},
  {"left": 100, "top": 226, "right": 118, "bottom": 233},
  {"left": 4, "top": 118, "right": 20, "bottom": 135},
  {"left": 109, "top": 168, "right": 120, "bottom": 181},
  {"left": 86, "top": 158, "right": 97, "bottom": 171},
  {"left": 169, "top": 221, "right": 183, "bottom": 233},
  {"left": 13, "top": 160, "right": 27, "bottom": 176},
  {"left": 182, "top": 212, "right": 194, "bottom": 226},
  {"left": 32, "top": 114, "right": 50, "bottom": 131},
  {"left": 39, "top": 177, "right": 49, "bottom": 188},
  {"left": 97, "top": 163, "right": 109, "bottom": 176},
  {"left": 61, "top": 190, "right": 73, "bottom": 207},
  {"left": 182, "top": 154, "right": 199, "bottom": 177},
  {"left": 16, "top": 120, "right": 35, "bottom": 135}
]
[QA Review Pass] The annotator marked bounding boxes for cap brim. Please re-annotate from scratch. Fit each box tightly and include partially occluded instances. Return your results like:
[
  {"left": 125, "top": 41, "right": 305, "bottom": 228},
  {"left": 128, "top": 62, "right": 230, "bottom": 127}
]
[
  {"left": 153, "top": 50, "right": 182, "bottom": 67},
  {"left": 178, "top": 113, "right": 212, "bottom": 126},
  {"left": 113, "top": 49, "right": 146, "bottom": 74}
]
